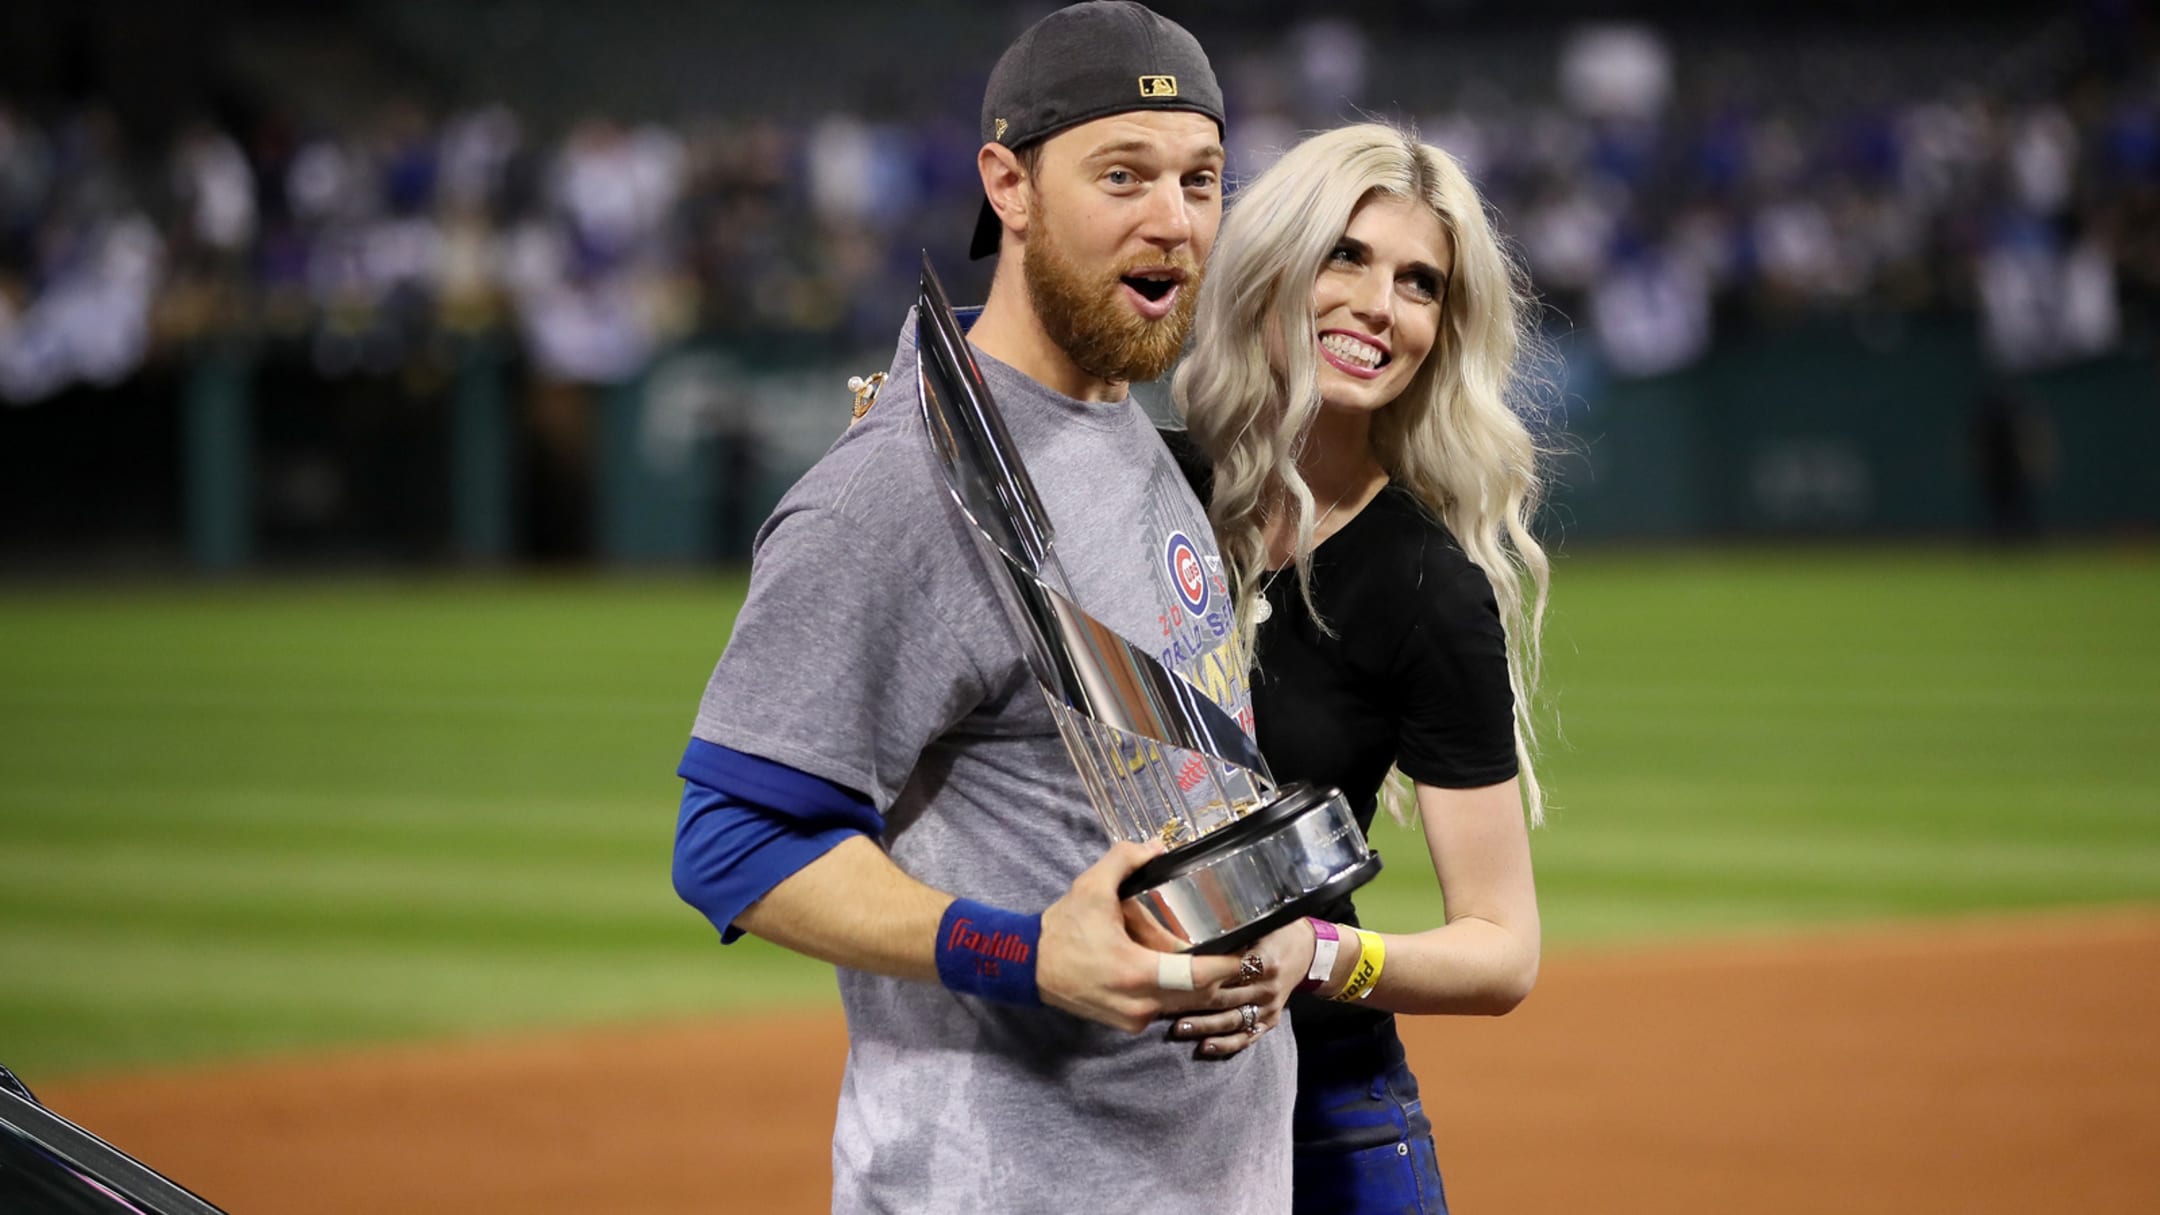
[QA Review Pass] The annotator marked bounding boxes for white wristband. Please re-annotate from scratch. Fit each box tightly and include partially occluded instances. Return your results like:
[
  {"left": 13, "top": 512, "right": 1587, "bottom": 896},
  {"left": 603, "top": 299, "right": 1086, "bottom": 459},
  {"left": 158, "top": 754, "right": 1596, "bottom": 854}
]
[{"left": 1304, "top": 920, "right": 1340, "bottom": 989}]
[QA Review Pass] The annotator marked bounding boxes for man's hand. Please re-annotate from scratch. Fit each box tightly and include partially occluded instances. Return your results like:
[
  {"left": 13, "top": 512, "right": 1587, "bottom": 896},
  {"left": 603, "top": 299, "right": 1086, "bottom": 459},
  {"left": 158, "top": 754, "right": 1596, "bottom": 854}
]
[{"left": 1036, "top": 841, "right": 1249, "bottom": 1033}]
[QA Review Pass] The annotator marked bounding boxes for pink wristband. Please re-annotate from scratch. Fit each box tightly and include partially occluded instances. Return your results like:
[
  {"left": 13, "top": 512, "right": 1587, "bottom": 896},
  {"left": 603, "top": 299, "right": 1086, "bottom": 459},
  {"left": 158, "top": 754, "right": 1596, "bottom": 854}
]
[{"left": 1296, "top": 918, "right": 1341, "bottom": 994}]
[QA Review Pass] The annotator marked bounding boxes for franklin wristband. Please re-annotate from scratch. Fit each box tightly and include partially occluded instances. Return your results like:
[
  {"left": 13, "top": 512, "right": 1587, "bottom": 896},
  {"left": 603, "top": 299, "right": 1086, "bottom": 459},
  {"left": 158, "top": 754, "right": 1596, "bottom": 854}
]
[{"left": 935, "top": 898, "right": 1044, "bottom": 1007}]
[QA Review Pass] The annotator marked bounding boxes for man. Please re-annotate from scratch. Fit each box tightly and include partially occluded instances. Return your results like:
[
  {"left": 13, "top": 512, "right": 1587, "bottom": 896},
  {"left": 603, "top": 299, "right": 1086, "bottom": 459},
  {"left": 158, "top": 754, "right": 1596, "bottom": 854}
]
[{"left": 671, "top": 4, "right": 1293, "bottom": 1211}]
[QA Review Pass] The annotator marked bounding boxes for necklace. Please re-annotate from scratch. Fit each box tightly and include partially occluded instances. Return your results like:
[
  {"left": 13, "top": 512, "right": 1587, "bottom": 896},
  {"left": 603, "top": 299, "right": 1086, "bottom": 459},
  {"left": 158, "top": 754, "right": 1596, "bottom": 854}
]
[{"left": 1252, "top": 479, "right": 1365, "bottom": 625}]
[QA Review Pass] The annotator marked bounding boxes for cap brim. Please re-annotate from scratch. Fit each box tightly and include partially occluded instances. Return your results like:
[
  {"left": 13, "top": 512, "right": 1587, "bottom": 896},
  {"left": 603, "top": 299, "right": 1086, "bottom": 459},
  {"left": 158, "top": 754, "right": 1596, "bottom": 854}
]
[{"left": 969, "top": 198, "right": 1002, "bottom": 261}]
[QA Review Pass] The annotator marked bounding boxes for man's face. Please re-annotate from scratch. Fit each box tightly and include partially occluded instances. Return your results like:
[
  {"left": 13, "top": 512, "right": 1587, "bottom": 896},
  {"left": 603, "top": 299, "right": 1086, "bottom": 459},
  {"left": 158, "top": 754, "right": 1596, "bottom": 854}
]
[{"left": 1019, "top": 110, "right": 1224, "bottom": 384}]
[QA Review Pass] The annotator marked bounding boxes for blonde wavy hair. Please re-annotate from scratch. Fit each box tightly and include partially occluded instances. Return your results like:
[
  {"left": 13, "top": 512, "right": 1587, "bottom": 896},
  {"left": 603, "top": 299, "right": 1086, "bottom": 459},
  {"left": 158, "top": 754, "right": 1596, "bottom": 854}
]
[{"left": 1172, "top": 122, "right": 1552, "bottom": 824}]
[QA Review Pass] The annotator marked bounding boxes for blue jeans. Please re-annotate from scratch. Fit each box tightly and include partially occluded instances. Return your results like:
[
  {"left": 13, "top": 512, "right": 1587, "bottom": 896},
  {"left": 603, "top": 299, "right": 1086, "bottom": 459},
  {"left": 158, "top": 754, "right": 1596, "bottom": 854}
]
[{"left": 1291, "top": 1017, "right": 1449, "bottom": 1215}]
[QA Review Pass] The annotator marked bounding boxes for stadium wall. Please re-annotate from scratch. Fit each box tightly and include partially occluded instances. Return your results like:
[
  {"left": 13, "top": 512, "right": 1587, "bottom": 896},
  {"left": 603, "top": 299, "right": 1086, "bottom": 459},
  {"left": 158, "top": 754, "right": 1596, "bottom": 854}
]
[{"left": 4, "top": 319, "right": 2149, "bottom": 572}]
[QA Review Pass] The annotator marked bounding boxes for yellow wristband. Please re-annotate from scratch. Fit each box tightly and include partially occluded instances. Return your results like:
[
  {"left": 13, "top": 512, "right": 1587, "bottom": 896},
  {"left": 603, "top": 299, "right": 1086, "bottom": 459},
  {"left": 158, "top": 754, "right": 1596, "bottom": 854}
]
[{"left": 1330, "top": 930, "right": 1386, "bottom": 1003}]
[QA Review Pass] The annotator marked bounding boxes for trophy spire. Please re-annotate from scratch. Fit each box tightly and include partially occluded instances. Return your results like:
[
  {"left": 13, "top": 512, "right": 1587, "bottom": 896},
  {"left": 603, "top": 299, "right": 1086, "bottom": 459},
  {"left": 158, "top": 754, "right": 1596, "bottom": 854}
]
[{"left": 913, "top": 254, "right": 1379, "bottom": 953}]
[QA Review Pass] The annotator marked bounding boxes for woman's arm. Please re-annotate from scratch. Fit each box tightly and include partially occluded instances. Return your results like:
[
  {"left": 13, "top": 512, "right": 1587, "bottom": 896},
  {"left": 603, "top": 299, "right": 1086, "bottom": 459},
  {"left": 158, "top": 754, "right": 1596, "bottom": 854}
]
[{"left": 1321, "top": 777, "right": 1540, "bottom": 1015}]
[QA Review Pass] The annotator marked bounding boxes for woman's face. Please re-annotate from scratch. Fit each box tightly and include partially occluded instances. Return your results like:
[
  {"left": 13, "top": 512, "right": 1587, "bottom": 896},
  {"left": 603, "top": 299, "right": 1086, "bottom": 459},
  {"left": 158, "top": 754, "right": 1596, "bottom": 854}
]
[{"left": 1307, "top": 193, "right": 1453, "bottom": 414}]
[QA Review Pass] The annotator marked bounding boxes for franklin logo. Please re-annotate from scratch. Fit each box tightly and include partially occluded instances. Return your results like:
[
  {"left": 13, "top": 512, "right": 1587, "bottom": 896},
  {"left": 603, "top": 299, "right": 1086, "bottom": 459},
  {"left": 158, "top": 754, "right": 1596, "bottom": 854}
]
[
  {"left": 1138, "top": 75, "right": 1178, "bottom": 99},
  {"left": 1165, "top": 532, "right": 1209, "bottom": 614},
  {"left": 946, "top": 917, "right": 1033, "bottom": 974}
]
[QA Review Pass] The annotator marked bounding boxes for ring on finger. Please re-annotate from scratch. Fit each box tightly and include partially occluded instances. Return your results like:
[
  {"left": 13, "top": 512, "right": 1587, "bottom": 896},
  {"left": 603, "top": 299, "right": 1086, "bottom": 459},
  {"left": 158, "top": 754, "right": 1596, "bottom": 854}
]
[
  {"left": 1240, "top": 1003, "right": 1258, "bottom": 1035},
  {"left": 1237, "top": 953, "right": 1264, "bottom": 984}
]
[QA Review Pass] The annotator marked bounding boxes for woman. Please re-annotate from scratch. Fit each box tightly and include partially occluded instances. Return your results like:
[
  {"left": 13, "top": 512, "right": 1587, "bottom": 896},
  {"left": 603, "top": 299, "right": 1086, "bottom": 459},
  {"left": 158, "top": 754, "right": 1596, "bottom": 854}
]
[{"left": 1166, "top": 123, "right": 1550, "bottom": 1213}]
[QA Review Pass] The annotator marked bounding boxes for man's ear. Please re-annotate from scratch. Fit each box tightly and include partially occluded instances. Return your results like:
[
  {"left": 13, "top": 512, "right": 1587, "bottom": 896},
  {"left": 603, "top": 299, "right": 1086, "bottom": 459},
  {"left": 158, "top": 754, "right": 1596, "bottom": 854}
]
[{"left": 979, "top": 143, "right": 1031, "bottom": 248}]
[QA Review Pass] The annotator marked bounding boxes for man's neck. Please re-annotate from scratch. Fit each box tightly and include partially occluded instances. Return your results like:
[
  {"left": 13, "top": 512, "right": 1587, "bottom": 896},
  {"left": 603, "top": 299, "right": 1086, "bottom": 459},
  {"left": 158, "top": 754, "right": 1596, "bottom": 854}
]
[{"left": 964, "top": 259, "right": 1129, "bottom": 403}]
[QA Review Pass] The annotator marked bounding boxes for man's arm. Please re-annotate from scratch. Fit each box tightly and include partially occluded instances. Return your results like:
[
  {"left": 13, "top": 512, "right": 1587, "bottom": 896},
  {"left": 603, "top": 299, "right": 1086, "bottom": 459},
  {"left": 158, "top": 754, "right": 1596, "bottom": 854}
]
[
  {"left": 737, "top": 833, "right": 1230, "bottom": 1032},
  {"left": 730, "top": 834, "right": 948, "bottom": 980},
  {"left": 673, "top": 741, "right": 1252, "bottom": 1032}
]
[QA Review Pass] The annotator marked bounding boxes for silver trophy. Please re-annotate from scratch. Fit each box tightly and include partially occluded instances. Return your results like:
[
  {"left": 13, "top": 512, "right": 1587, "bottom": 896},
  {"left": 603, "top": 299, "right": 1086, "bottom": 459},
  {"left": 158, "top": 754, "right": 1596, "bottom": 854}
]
[{"left": 914, "top": 256, "right": 1380, "bottom": 954}]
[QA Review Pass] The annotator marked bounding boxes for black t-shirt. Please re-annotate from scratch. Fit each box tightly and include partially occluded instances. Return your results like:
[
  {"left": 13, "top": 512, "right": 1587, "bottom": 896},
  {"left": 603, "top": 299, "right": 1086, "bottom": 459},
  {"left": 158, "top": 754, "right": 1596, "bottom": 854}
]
[
  {"left": 1161, "top": 430, "right": 1518, "bottom": 1045},
  {"left": 1254, "top": 485, "right": 1519, "bottom": 821}
]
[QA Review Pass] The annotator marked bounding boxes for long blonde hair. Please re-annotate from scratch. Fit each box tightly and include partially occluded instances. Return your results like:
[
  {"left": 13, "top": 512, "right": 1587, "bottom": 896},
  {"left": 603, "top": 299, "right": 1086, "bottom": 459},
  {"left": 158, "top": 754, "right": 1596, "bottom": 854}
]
[{"left": 1173, "top": 122, "right": 1553, "bottom": 824}]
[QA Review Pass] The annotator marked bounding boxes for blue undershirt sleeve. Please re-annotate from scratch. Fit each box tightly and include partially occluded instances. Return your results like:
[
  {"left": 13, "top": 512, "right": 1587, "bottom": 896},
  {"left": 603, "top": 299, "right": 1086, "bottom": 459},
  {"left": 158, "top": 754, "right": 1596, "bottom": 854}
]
[{"left": 671, "top": 738, "right": 886, "bottom": 944}]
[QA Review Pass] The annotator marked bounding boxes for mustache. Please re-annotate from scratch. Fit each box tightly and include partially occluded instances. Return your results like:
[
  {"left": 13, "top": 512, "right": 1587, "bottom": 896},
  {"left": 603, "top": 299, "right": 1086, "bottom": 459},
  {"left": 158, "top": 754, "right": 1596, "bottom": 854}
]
[{"left": 1108, "top": 253, "right": 1203, "bottom": 281}]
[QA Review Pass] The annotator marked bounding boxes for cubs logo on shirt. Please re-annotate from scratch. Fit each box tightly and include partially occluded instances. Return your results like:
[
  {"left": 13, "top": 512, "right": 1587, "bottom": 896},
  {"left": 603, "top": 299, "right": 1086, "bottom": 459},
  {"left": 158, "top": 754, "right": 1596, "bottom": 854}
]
[{"left": 1164, "top": 531, "right": 1209, "bottom": 615}]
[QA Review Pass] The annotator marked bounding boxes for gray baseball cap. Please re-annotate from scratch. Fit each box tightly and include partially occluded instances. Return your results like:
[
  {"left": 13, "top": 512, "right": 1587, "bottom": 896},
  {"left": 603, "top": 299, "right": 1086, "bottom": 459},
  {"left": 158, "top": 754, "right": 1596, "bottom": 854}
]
[{"left": 969, "top": 1, "right": 1225, "bottom": 259}]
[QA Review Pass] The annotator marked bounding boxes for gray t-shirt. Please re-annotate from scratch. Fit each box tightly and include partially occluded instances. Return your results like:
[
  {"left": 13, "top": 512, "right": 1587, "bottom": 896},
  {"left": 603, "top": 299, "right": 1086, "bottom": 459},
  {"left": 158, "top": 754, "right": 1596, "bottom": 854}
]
[{"left": 691, "top": 311, "right": 1294, "bottom": 1214}]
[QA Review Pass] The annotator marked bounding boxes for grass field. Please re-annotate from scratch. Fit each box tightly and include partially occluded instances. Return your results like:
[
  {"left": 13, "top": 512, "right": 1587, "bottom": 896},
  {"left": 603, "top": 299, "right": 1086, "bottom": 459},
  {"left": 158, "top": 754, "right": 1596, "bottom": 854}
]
[{"left": 3, "top": 550, "right": 2157, "bottom": 1079}]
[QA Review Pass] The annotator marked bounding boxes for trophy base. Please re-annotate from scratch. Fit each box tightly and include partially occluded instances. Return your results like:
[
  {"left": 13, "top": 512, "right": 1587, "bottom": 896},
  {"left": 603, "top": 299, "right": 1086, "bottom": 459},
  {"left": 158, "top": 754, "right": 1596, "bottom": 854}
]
[{"left": 1117, "top": 783, "right": 1383, "bottom": 956}]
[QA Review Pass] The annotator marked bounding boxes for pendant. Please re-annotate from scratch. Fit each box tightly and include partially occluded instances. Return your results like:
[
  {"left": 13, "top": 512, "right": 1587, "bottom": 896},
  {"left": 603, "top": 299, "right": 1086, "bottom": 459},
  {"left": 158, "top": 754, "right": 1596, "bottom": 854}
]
[{"left": 1253, "top": 598, "right": 1273, "bottom": 624}]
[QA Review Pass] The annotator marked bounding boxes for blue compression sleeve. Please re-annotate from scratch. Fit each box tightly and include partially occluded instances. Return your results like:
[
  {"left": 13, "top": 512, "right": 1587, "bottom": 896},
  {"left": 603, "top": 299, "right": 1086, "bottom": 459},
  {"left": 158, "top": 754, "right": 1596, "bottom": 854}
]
[{"left": 671, "top": 739, "right": 885, "bottom": 944}]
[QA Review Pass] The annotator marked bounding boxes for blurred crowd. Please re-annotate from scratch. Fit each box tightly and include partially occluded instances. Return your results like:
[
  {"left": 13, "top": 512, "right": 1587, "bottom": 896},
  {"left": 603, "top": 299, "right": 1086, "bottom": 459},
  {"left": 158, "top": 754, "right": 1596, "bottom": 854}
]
[
  {"left": 1, "top": 18, "right": 2155, "bottom": 405},
  {"left": 1480, "top": 26, "right": 2160, "bottom": 377}
]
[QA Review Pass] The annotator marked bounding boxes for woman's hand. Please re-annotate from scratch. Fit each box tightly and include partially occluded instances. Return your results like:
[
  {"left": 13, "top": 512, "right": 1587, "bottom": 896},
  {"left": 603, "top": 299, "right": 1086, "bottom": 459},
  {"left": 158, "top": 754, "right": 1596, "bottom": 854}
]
[{"left": 1162, "top": 916, "right": 1317, "bottom": 1059}]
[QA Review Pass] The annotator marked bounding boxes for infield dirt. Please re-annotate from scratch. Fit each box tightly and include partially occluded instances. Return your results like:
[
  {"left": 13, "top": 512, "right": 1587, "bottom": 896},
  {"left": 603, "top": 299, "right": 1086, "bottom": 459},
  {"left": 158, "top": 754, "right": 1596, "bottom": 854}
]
[{"left": 42, "top": 910, "right": 2160, "bottom": 1213}]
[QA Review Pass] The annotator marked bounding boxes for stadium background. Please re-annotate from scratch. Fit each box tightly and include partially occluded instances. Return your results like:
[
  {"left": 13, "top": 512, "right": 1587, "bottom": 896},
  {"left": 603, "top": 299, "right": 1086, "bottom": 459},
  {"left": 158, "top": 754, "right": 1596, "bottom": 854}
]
[{"left": 1, "top": 0, "right": 2156, "bottom": 1211}]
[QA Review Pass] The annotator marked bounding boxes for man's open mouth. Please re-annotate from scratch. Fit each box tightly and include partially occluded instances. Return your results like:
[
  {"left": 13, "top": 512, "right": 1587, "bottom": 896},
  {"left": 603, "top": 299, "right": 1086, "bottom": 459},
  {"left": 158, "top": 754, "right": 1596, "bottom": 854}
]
[{"left": 1120, "top": 269, "right": 1185, "bottom": 303}]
